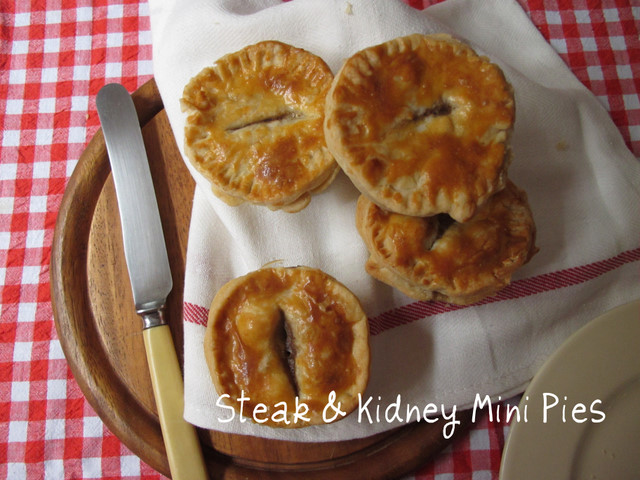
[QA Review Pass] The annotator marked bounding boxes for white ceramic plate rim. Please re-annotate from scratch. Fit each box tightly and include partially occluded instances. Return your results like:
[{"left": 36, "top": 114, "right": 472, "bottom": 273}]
[{"left": 499, "top": 299, "right": 640, "bottom": 480}]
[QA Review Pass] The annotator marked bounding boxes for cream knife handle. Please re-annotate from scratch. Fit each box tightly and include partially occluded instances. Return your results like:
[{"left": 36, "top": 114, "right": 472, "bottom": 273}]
[{"left": 142, "top": 322, "right": 208, "bottom": 480}]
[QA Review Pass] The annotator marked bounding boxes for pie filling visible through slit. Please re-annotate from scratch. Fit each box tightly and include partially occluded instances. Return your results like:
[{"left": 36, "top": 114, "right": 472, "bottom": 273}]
[
  {"left": 181, "top": 41, "right": 339, "bottom": 212},
  {"left": 324, "top": 33, "right": 515, "bottom": 221},
  {"left": 204, "top": 267, "right": 370, "bottom": 427},
  {"left": 355, "top": 181, "right": 538, "bottom": 305}
]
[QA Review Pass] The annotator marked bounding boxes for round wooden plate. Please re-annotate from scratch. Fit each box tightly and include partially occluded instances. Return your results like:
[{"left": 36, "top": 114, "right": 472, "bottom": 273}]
[{"left": 50, "top": 79, "right": 473, "bottom": 479}]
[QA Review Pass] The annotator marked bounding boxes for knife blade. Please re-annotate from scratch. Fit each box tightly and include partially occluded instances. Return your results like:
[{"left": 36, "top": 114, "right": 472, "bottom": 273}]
[{"left": 96, "top": 83, "right": 208, "bottom": 480}]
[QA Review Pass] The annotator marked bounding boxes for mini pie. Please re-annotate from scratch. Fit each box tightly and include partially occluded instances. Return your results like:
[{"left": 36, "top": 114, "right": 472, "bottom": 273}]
[
  {"left": 324, "top": 33, "right": 515, "bottom": 222},
  {"left": 356, "top": 181, "right": 538, "bottom": 305},
  {"left": 204, "top": 266, "right": 370, "bottom": 427},
  {"left": 181, "top": 41, "right": 339, "bottom": 212}
]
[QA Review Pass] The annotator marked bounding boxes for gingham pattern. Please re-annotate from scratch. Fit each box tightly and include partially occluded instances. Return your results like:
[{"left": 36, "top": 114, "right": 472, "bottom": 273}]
[{"left": 0, "top": 0, "right": 637, "bottom": 478}]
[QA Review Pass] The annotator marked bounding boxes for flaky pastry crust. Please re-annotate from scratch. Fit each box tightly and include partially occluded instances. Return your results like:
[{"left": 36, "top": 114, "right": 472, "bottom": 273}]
[
  {"left": 325, "top": 34, "right": 515, "bottom": 221},
  {"left": 356, "top": 181, "right": 538, "bottom": 305},
  {"left": 204, "top": 267, "right": 370, "bottom": 428},
  {"left": 182, "top": 41, "right": 339, "bottom": 212}
]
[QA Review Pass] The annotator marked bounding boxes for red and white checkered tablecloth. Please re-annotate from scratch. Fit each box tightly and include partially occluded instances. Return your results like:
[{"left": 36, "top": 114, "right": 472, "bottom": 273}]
[{"left": 0, "top": 0, "right": 637, "bottom": 478}]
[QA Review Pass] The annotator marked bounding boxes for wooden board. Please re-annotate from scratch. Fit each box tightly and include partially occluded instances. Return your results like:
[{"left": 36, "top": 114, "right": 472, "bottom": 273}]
[{"left": 50, "top": 79, "right": 473, "bottom": 479}]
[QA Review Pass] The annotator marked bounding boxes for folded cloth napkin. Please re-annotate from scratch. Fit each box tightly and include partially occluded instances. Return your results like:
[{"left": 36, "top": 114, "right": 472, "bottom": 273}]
[{"left": 148, "top": 0, "right": 640, "bottom": 441}]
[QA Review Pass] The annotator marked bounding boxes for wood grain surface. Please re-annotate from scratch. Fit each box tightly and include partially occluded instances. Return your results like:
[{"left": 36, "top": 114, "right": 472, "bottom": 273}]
[{"left": 50, "top": 79, "right": 473, "bottom": 479}]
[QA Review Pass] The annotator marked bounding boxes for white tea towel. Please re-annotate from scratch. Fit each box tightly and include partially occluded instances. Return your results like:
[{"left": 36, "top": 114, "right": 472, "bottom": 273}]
[{"left": 148, "top": 0, "right": 640, "bottom": 441}]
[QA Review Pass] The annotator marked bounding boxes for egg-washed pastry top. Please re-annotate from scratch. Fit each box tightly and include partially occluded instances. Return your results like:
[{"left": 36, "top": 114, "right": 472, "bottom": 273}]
[
  {"left": 204, "top": 266, "right": 370, "bottom": 428},
  {"left": 356, "top": 181, "right": 538, "bottom": 305},
  {"left": 182, "top": 41, "right": 339, "bottom": 213},
  {"left": 325, "top": 33, "right": 515, "bottom": 222}
]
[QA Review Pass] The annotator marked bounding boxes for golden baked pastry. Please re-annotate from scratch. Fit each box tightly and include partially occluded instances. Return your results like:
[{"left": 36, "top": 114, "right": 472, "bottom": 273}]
[
  {"left": 204, "top": 266, "right": 370, "bottom": 427},
  {"left": 182, "top": 41, "right": 339, "bottom": 212},
  {"left": 356, "top": 181, "right": 538, "bottom": 305},
  {"left": 325, "top": 33, "right": 515, "bottom": 222}
]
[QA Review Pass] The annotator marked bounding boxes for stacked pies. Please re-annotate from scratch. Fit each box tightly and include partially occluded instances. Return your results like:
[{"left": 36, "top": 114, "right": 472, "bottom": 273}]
[
  {"left": 186, "top": 34, "right": 539, "bottom": 428},
  {"left": 326, "top": 34, "right": 538, "bottom": 305}
]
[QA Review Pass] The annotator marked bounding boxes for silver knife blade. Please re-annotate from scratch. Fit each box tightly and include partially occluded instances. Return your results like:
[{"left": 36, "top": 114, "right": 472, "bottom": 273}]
[{"left": 96, "top": 83, "right": 172, "bottom": 313}]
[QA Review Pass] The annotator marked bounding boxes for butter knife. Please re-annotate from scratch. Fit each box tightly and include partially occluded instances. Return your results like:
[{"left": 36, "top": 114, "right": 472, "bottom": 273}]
[{"left": 96, "top": 83, "right": 208, "bottom": 480}]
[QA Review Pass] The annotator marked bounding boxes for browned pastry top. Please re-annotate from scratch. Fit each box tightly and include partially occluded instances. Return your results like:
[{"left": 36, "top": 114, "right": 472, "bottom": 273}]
[
  {"left": 356, "top": 181, "right": 538, "bottom": 305},
  {"left": 325, "top": 33, "right": 515, "bottom": 221},
  {"left": 204, "top": 266, "right": 370, "bottom": 427},
  {"left": 182, "top": 41, "right": 338, "bottom": 212}
]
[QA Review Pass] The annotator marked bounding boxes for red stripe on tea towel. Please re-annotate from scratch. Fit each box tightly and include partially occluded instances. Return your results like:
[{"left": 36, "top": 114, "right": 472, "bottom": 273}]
[
  {"left": 368, "top": 247, "right": 640, "bottom": 335},
  {"left": 183, "top": 247, "right": 640, "bottom": 335},
  {"left": 183, "top": 301, "right": 209, "bottom": 327}
]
